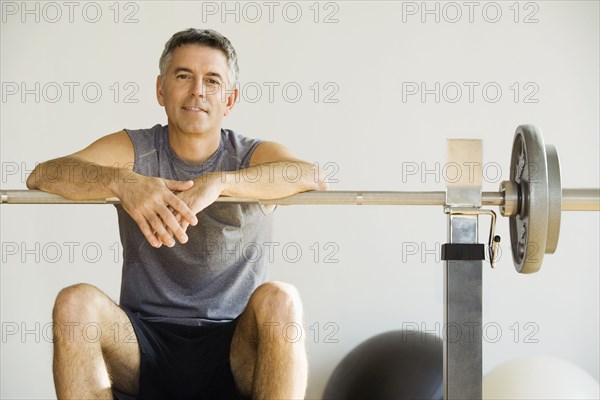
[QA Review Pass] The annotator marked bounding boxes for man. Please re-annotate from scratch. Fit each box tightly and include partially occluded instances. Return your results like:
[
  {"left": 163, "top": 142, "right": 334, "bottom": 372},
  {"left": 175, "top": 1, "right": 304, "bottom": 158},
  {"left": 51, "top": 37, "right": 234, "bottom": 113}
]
[{"left": 27, "top": 28, "right": 326, "bottom": 399}]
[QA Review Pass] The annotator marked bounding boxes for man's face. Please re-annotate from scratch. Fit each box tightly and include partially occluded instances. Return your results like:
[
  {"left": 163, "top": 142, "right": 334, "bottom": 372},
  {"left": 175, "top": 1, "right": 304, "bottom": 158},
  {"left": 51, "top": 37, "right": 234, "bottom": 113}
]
[{"left": 157, "top": 44, "right": 237, "bottom": 136}]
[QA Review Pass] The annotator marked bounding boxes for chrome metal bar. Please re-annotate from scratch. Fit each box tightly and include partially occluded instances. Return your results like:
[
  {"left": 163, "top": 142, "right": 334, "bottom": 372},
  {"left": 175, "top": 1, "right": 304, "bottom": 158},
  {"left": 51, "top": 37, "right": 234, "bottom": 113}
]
[
  {"left": 0, "top": 189, "right": 449, "bottom": 205},
  {"left": 0, "top": 189, "right": 598, "bottom": 210},
  {"left": 561, "top": 188, "right": 600, "bottom": 211}
]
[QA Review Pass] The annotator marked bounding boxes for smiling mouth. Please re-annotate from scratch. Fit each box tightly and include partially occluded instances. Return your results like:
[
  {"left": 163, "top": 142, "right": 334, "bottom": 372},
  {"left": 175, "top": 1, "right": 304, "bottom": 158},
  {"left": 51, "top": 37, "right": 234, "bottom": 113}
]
[{"left": 182, "top": 106, "right": 207, "bottom": 113}]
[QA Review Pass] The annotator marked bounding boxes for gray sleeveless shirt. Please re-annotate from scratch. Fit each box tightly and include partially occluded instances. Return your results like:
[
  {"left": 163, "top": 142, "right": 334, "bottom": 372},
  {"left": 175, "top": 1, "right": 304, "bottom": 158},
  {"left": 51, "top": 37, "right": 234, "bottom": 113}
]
[{"left": 114, "top": 124, "right": 273, "bottom": 326}]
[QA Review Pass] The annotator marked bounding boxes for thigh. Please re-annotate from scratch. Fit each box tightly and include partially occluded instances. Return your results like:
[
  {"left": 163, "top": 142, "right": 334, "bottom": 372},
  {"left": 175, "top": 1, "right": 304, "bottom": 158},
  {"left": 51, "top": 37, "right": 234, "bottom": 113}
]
[
  {"left": 54, "top": 283, "right": 141, "bottom": 395},
  {"left": 52, "top": 283, "right": 140, "bottom": 394},
  {"left": 95, "top": 295, "right": 141, "bottom": 395},
  {"left": 229, "top": 281, "right": 305, "bottom": 398},
  {"left": 230, "top": 306, "right": 259, "bottom": 398}
]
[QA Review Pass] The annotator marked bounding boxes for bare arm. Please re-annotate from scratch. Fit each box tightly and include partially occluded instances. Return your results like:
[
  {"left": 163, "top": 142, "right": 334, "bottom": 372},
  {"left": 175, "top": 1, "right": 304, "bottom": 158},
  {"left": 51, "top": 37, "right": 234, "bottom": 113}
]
[
  {"left": 172, "top": 141, "right": 328, "bottom": 230},
  {"left": 26, "top": 131, "right": 133, "bottom": 199},
  {"left": 218, "top": 142, "right": 328, "bottom": 199},
  {"left": 26, "top": 131, "right": 197, "bottom": 248}
]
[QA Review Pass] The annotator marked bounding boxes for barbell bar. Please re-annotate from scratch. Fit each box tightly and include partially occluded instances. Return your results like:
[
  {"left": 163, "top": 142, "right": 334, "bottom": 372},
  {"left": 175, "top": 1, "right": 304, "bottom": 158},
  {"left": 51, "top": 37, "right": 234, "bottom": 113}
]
[
  {"left": 1, "top": 188, "right": 598, "bottom": 209},
  {"left": 1, "top": 125, "right": 599, "bottom": 275}
]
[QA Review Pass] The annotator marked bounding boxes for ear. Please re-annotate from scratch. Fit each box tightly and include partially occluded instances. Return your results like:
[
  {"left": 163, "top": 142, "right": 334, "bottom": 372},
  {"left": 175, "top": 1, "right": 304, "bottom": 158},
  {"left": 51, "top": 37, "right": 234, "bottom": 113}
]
[
  {"left": 223, "top": 85, "right": 239, "bottom": 117},
  {"left": 156, "top": 75, "right": 165, "bottom": 107}
]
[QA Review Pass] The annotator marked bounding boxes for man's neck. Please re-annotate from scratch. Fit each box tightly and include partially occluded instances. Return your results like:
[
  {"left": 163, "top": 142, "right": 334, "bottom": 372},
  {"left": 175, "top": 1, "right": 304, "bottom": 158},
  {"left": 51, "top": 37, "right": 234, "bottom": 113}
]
[{"left": 167, "top": 127, "right": 221, "bottom": 164}]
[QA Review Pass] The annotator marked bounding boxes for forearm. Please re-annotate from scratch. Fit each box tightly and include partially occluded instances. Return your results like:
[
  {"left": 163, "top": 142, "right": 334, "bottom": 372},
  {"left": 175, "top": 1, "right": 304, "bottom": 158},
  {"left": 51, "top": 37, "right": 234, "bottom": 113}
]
[
  {"left": 26, "top": 156, "right": 129, "bottom": 200},
  {"left": 211, "top": 161, "right": 328, "bottom": 199}
]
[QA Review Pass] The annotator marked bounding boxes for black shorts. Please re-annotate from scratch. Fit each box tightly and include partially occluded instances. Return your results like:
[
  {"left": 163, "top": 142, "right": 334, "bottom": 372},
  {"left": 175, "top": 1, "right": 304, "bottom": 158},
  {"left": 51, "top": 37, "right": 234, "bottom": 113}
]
[{"left": 113, "top": 307, "right": 244, "bottom": 400}]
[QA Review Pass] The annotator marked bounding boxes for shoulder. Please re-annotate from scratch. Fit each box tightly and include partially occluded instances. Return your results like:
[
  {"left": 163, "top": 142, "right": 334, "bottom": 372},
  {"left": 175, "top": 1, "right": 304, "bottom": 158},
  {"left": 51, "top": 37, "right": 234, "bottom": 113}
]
[
  {"left": 221, "top": 128, "right": 263, "bottom": 150},
  {"left": 220, "top": 128, "right": 262, "bottom": 167},
  {"left": 124, "top": 124, "right": 164, "bottom": 141},
  {"left": 221, "top": 129, "right": 303, "bottom": 165},
  {"left": 68, "top": 129, "right": 136, "bottom": 168}
]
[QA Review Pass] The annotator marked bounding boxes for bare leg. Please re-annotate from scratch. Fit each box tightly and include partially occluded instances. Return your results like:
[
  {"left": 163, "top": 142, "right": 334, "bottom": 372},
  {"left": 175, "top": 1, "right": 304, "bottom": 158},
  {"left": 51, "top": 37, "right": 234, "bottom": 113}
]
[
  {"left": 230, "top": 281, "right": 308, "bottom": 400},
  {"left": 52, "top": 283, "right": 140, "bottom": 399}
]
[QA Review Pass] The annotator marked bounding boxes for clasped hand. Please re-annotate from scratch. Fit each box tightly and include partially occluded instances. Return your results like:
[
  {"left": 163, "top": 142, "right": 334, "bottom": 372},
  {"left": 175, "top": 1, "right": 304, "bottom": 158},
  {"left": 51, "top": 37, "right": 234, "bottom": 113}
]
[{"left": 118, "top": 174, "right": 223, "bottom": 248}]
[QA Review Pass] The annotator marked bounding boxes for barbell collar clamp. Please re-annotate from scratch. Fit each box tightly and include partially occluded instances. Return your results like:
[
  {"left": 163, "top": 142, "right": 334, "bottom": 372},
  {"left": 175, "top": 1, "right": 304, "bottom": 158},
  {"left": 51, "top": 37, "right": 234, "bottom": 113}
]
[
  {"left": 444, "top": 206, "right": 499, "bottom": 269},
  {"left": 500, "top": 180, "right": 519, "bottom": 217}
]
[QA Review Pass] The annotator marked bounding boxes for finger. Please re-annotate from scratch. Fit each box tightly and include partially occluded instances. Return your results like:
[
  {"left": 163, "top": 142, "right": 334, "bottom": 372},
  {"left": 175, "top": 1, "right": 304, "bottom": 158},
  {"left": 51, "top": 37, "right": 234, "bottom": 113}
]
[
  {"left": 180, "top": 218, "right": 190, "bottom": 232},
  {"left": 171, "top": 212, "right": 188, "bottom": 233},
  {"left": 163, "top": 179, "right": 194, "bottom": 193},
  {"left": 168, "top": 195, "right": 198, "bottom": 226},
  {"left": 173, "top": 212, "right": 183, "bottom": 228},
  {"left": 158, "top": 205, "right": 189, "bottom": 244},
  {"left": 165, "top": 223, "right": 174, "bottom": 241},
  {"left": 148, "top": 213, "right": 175, "bottom": 248},
  {"left": 154, "top": 231, "right": 165, "bottom": 247},
  {"left": 134, "top": 215, "right": 162, "bottom": 248}
]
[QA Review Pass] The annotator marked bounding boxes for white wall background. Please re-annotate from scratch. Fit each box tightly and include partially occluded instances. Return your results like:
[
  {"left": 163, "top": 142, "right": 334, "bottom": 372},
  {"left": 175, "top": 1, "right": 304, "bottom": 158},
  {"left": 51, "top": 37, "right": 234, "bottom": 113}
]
[{"left": 1, "top": 1, "right": 599, "bottom": 399}]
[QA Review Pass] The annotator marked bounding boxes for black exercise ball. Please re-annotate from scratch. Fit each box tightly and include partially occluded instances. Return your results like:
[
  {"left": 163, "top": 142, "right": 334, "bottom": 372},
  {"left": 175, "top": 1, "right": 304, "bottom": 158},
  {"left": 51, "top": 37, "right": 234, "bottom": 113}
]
[{"left": 322, "top": 330, "right": 443, "bottom": 400}]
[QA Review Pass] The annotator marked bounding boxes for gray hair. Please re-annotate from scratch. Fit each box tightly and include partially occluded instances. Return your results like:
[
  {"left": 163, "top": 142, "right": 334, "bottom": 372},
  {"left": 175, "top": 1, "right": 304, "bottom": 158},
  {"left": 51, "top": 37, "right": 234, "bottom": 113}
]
[{"left": 159, "top": 28, "right": 239, "bottom": 85}]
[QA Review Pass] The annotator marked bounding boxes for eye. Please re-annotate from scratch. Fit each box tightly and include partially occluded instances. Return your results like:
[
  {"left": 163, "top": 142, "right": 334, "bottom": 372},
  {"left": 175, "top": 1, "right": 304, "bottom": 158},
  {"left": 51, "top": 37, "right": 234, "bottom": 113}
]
[{"left": 176, "top": 74, "right": 191, "bottom": 79}]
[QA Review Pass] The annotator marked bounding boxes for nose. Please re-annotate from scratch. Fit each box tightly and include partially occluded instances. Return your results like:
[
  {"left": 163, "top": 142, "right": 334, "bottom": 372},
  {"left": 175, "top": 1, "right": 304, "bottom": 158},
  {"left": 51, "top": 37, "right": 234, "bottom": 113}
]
[{"left": 189, "top": 78, "right": 206, "bottom": 98}]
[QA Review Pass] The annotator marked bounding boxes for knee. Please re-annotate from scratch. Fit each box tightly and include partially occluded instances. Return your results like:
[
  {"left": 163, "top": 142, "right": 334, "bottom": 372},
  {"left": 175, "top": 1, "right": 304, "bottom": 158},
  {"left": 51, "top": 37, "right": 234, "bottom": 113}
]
[
  {"left": 250, "top": 281, "right": 303, "bottom": 323},
  {"left": 53, "top": 283, "right": 105, "bottom": 322}
]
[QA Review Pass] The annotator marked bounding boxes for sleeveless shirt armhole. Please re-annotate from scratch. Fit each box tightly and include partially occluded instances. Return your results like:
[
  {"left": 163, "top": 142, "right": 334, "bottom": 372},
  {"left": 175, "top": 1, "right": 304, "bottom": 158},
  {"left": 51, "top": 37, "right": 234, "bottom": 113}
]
[
  {"left": 123, "top": 128, "right": 139, "bottom": 173},
  {"left": 239, "top": 139, "right": 262, "bottom": 169},
  {"left": 247, "top": 140, "right": 278, "bottom": 216},
  {"left": 260, "top": 203, "right": 277, "bottom": 216},
  {"left": 238, "top": 138, "right": 277, "bottom": 216},
  {"left": 123, "top": 124, "right": 162, "bottom": 174}
]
